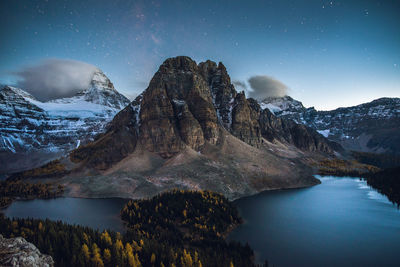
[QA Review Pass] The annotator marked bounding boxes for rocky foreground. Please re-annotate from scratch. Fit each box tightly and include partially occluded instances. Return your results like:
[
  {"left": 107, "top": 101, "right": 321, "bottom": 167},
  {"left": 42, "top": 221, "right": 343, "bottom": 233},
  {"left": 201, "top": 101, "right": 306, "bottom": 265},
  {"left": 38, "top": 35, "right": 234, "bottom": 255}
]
[{"left": 0, "top": 234, "right": 54, "bottom": 267}]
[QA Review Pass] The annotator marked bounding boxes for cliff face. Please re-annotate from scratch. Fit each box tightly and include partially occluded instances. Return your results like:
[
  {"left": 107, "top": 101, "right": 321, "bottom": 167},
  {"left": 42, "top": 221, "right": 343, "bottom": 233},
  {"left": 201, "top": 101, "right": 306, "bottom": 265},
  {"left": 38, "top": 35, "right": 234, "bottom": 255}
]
[
  {"left": 0, "top": 234, "right": 54, "bottom": 267},
  {"left": 260, "top": 95, "right": 400, "bottom": 154},
  {"left": 71, "top": 56, "right": 335, "bottom": 170},
  {"left": 198, "top": 60, "right": 236, "bottom": 131},
  {"left": 69, "top": 99, "right": 140, "bottom": 170},
  {"left": 14, "top": 56, "right": 342, "bottom": 200},
  {"left": 259, "top": 108, "right": 335, "bottom": 154},
  {"left": 231, "top": 94, "right": 262, "bottom": 147},
  {"left": 139, "top": 57, "right": 218, "bottom": 156}
]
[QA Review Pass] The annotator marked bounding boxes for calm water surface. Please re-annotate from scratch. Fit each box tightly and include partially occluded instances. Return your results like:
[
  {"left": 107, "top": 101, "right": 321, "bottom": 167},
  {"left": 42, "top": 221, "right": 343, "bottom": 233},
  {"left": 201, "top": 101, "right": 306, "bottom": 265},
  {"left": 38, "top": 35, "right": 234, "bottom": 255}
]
[
  {"left": 4, "top": 197, "right": 128, "bottom": 232},
  {"left": 4, "top": 176, "right": 400, "bottom": 266},
  {"left": 228, "top": 176, "right": 400, "bottom": 267}
]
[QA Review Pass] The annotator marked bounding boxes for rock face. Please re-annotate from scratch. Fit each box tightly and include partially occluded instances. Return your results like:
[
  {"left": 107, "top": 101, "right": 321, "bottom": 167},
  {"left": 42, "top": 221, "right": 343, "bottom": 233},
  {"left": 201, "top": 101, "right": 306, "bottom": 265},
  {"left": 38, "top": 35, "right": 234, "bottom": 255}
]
[
  {"left": 259, "top": 108, "right": 336, "bottom": 153},
  {"left": 15, "top": 56, "right": 345, "bottom": 200},
  {"left": 231, "top": 94, "right": 262, "bottom": 147},
  {"left": 198, "top": 60, "right": 236, "bottom": 131},
  {"left": 70, "top": 96, "right": 140, "bottom": 169},
  {"left": 0, "top": 69, "right": 130, "bottom": 174},
  {"left": 260, "top": 96, "right": 400, "bottom": 154},
  {"left": 71, "top": 56, "right": 336, "bottom": 170},
  {"left": 0, "top": 234, "right": 54, "bottom": 267}
]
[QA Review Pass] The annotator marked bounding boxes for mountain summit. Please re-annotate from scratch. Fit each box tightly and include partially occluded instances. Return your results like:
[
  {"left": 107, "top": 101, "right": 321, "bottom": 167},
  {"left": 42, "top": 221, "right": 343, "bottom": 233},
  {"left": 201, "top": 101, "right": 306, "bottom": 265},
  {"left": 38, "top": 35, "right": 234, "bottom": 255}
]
[
  {"left": 71, "top": 56, "right": 336, "bottom": 169},
  {"left": 13, "top": 56, "right": 340, "bottom": 200},
  {"left": 0, "top": 69, "right": 130, "bottom": 174},
  {"left": 73, "top": 69, "right": 129, "bottom": 109}
]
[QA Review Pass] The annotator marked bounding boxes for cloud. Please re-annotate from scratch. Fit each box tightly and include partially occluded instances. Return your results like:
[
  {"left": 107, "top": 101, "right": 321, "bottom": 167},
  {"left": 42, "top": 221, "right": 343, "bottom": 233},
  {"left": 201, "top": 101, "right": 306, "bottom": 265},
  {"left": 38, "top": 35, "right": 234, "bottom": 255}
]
[
  {"left": 247, "top": 75, "right": 288, "bottom": 100},
  {"left": 13, "top": 59, "right": 98, "bottom": 101},
  {"left": 233, "top": 80, "right": 247, "bottom": 91}
]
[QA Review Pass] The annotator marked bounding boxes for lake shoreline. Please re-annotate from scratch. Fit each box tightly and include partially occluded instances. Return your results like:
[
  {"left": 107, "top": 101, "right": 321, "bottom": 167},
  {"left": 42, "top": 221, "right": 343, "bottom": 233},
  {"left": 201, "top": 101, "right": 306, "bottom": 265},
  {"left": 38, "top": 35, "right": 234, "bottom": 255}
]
[{"left": 228, "top": 176, "right": 400, "bottom": 266}]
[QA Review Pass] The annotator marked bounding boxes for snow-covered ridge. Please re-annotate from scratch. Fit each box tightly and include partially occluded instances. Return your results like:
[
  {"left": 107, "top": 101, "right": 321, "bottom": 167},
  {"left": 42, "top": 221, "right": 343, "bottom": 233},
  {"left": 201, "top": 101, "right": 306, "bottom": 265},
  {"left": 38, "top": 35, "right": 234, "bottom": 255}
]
[
  {"left": 30, "top": 95, "right": 119, "bottom": 118},
  {"left": 49, "top": 69, "right": 128, "bottom": 110},
  {"left": 0, "top": 69, "right": 130, "bottom": 158},
  {"left": 5, "top": 86, "right": 37, "bottom": 101},
  {"left": 259, "top": 95, "right": 400, "bottom": 153},
  {"left": 260, "top": 96, "right": 305, "bottom": 114}
]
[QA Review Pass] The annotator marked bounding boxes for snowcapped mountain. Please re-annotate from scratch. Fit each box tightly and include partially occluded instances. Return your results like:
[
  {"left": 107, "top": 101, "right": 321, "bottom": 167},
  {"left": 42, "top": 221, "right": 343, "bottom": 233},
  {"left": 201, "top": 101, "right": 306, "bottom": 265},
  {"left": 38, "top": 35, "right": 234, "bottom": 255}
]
[
  {"left": 0, "top": 69, "right": 130, "bottom": 173},
  {"left": 19, "top": 56, "right": 330, "bottom": 199},
  {"left": 259, "top": 96, "right": 400, "bottom": 154},
  {"left": 259, "top": 95, "right": 305, "bottom": 116}
]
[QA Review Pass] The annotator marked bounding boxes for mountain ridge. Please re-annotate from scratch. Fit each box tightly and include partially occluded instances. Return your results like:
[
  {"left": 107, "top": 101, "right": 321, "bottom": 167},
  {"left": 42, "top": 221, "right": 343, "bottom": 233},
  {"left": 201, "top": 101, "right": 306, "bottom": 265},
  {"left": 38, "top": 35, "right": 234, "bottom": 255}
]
[
  {"left": 11, "top": 56, "right": 340, "bottom": 200},
  {"left": 71, "top": 56, "right": 337, "bottom": 169},
  {"left": 260, "top": 95, "right": 400, "bottom": 154},
  {"left": 0, "top": 69, "right": 130, "bottom": 174}
]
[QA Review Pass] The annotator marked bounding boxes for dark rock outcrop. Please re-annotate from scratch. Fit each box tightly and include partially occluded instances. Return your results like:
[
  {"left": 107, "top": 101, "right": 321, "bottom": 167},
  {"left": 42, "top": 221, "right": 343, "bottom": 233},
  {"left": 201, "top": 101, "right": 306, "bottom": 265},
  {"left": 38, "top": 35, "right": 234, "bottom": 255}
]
[
  {"left": 259, "top": 108, "right": 335, "bottom": 153},
  {"left": 70, "top": 96, "right": 141, "bottom": 170},
  {"left": 231, "top": 93, "right": 262, "bottom": 147},
  {"left": 260, "top": 95, "right": 400, "bottom": 154},
  {"left": 138, "top": 56, "right": 218, "bottom": 156},
  {"left": 10, "top": 56, "right": 344, "bottom": 201},
  {"left": 198, "top": 60, "right": 237, "bottom": 130},
  {"left": 0, "top": 234, "right": 54, "bottom": 267},
  {"left": 69, "top": 56, "right": 336, "bottom": 170}
]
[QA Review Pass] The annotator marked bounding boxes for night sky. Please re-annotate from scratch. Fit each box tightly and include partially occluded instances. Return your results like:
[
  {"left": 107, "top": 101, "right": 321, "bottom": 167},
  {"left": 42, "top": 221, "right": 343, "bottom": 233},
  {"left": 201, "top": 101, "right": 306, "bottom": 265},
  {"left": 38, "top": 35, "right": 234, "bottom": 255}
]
[{"left": 0, "top": 0, "right": 399, "bottom": 110}]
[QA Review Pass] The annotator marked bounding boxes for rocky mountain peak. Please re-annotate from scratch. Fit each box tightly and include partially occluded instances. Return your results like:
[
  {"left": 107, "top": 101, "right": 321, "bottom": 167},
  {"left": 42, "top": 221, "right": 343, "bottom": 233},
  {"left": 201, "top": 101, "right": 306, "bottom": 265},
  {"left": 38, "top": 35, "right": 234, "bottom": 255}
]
[
  {"left": 0, "top": 86, "right": 44, "bottom": 121},
  {"left": 1, "top": 85, "right": 38, "bottom": 102},
  {"left": 260, "top": 95, "right": 400, "bottom": 154},
  {"left": 88, "top": 69, "right": 117, "bottom": 92},
  {"left": 197, "top": 60, "right": 217, "bottom": 81},
  {"left": 198, "top": 60, "right": 237, "bottom": 130},
  {"left": 70, "top": 56, "right": 336, "bottom": 170},
  {"left": 16, "top": 56, "right": 342, "bottom": 200},
  {"left": 259, "top": 95, "right": 306, "bottom": 115},
  {"left": 159, "top": 56, "right": 199, "bottom": 73},
  {"left": 0, "top": 70, "right": 130, "bottom": 174},
  {"left": 66, "top": 69, "right": 131, "bottom": 110},
  {"left": 139, "top": 56, "right": 219, "bottom": 157}
]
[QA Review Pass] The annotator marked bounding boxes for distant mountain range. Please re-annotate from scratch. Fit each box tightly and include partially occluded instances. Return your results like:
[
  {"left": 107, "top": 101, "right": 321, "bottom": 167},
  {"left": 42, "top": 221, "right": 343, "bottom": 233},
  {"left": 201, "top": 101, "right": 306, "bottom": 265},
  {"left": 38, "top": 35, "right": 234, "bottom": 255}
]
[
  {"left": 260, "top": 95, "right": 400, "bottom": 154},
  {"left": 0, "top": 69, "right": 130, "bottom": 173},
  {"left": 3, "top": 56, "right": 399, "bottom": 200},
  {"left": 10, "top": 56, "right": 340, "bottom": 199}
]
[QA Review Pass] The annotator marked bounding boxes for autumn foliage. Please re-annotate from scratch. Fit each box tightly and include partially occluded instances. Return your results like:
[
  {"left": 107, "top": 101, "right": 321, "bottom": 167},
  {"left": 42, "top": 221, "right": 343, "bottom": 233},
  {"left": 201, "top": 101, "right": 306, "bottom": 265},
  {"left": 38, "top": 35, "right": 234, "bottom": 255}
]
[{"left": 0, "top": 190, "right": 256, "bottom": 266}]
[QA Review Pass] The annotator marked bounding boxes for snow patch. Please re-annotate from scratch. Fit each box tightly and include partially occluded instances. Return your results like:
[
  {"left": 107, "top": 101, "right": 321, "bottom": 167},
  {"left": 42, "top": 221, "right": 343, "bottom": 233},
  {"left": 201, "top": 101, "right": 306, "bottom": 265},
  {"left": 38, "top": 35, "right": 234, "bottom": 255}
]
[
  {"left": 0, "top": 81, "right": 128, "bottom": 154},
  {"left": 317, "top": 129, "right": 330, "bottom": 137},
  {"left": 260, "top": 102, "right": 282, "bottom": 114},
  {"left": 172, "top": 99, "right": 186, "bottom": 106}
]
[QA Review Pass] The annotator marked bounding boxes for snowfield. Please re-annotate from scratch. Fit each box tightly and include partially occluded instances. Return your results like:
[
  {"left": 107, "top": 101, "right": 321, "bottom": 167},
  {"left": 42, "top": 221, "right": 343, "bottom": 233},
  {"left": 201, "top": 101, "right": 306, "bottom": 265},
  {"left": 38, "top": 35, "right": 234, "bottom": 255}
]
[{"left": 0, "top": 69, "right": 130, "bottom": 155}]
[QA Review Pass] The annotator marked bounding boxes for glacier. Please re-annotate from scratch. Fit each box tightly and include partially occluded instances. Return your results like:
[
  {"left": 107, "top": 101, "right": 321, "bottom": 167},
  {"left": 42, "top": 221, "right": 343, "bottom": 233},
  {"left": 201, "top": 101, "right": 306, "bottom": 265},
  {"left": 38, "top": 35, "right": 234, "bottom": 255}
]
[{"left": 0, "top": 69, "right": 130, "bottom": 173}]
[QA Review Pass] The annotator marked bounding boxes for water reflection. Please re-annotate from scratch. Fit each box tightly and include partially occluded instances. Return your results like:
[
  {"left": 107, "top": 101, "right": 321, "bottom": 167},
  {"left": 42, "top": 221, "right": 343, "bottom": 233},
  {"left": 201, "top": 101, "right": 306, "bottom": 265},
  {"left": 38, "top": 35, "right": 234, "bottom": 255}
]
[
  {"left": 228, "top": 176, "right": 400, "bottom": 267},
  {"left": 4, "top": 197, "right": 128, "bottom": 233}
]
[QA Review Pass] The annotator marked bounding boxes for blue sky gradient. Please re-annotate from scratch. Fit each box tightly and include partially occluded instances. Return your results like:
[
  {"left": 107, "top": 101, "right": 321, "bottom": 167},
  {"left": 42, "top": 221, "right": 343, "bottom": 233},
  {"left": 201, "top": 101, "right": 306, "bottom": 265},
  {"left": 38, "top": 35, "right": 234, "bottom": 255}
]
[{"left": 0, "top": 0, "right": 399, "bottom": 109}]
